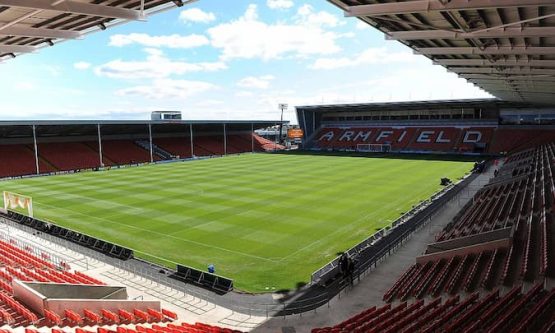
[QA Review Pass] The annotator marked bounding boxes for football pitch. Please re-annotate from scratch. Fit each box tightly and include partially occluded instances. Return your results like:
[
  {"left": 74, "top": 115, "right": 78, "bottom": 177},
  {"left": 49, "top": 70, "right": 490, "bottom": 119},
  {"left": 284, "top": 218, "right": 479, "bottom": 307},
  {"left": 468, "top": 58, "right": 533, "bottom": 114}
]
[{"left": 1, "top": 153, "right": 473, "bottom": 292}]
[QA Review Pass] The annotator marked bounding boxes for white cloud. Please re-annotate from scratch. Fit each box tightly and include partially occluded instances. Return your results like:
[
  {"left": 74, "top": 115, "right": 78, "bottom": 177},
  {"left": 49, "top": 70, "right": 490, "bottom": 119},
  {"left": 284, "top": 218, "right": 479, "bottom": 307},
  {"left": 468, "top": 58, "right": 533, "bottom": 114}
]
[
  {"left": 356, "top": 21, "right": 369, "bottom": 30},
  {"left": 0, "top": 104, "right": 157, "bottom": 121},
  {"left": 207, "top": 4, "right": 343, "bottom": 61},
  {"left": 225, "top": 58, "right": 491, "bottom": 122},
  {"left": 115, "top": 79, "right": 217, "bottom": 100},
  {"left": 95, "top": 48, "right": 227, "bottom": 79},
  {"left": 235, "top": 91, "right": 255, "bottom": 98},
  {"left": 14, "top": 82, "right": 34, "bottom": 91},
  {"left": 109, "top": 33, "right": 209, "bottom": 49},
  {"left": 73, "top": 61, "right": 91, "bottom": 70},
  {"left": 196, "top": 100, "right": 224, "bottom": 107},
  {"left": 179, "top": 8, "right": 216, "bottom": 24},
  {"left": 311, "top": 58, "right": 492, "bottom": 104},
  {"left": 43, "top": 65, "right": 62, "bottom": 77},
  {"left": 267, "top": 0, "right": 294, "bottom": 10},
  {"left": 296, "top": 4, "right": 340, "bottom": 28},
  {"left": 237, "top": 75, "right": 275, "bottom": 89},
  {"left": 310, "top": 47, "right": 416, "bottom": 70}
]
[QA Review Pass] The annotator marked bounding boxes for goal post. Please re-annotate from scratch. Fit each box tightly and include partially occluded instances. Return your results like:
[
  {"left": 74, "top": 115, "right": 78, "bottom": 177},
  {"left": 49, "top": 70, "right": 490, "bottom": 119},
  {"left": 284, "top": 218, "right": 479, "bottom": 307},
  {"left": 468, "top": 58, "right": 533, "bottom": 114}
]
[
  {"left": 356, "top": 144, "right": 391, "bottom": 153},
  {"left": 2, "top": 191, "right": 34, "bottom": 218}
]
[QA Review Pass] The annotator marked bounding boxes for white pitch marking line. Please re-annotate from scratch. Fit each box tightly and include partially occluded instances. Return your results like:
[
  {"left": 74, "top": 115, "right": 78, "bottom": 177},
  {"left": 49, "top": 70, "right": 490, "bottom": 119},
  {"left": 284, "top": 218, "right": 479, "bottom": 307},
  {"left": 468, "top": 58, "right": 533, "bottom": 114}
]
[{"left": 34, "top": 201, "right": 280, "bottom": 263}]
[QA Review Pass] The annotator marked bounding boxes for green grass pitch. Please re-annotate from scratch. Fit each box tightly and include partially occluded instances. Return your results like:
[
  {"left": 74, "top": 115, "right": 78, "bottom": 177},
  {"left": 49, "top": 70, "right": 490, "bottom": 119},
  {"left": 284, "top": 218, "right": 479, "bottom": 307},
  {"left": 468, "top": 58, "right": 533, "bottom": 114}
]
[{"left": 1, "top": 153, "right": 473, "bottom": 292}]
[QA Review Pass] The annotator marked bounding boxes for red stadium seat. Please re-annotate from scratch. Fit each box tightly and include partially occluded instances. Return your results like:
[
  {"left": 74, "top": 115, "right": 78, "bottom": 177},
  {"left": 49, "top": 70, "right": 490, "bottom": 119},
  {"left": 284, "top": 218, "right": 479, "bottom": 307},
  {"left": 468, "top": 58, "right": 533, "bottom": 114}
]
[{"left": 161, "top": 309, "right": 178, "bottom": 320}]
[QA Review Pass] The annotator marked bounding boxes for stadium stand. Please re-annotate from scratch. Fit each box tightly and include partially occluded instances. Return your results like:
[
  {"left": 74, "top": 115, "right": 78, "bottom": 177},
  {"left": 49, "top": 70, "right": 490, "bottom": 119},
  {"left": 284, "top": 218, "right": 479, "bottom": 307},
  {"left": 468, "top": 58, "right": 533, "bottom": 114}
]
[
  {"left": 0, "top": 122, "right": 283, "bottom": 180},
  {"left": 154, "top": 134, "right": 278, "bottom": 158},
  {"left": 224, "top": 135, "right": 253, "bottom": 154},
  {"left": 0, "top": 145, "right": 55, "bottom": 178},
  {"left": 0, "top": 322, "right": 244, "bottom": 333},
  {"left": 251, "top": 134, "right": 285, "bottom": 151},
  {"left": 37, "top": 143, "right": 109, "bottom": 171},
  {"left": 310, "top": 126, "right": 498, "bottom": 153},
  {"left": 153, "top": 138, "right": 193, "bottom": 159},
  {"left": 309, "top": 141, "right": 555, "bottom": 332},
  {"left": 489, "top": 128, "right": 555, "bottom": 154},
  {"left": 0, "top": 237, "right": 130, "bottom": 327},
  {"left": 308, "top": 125, "right": 555, "bottom": 154},
  {"left": 381, "top": 143, "right": 555, "bottom": 302},
  {"left": 192, "top": 136, "right": 225, "bottom": 156},
  {"left": 100, "top": 141, "right": 155, "bottom": 165},
  {"left": 0, "top": 231, "right": 246, "bottom": 332},
  {"left": 297, "top": 100, "right": 555, "bottom": 155},
  {"left": 314, "top": 285, "right": 555, "bottom": 333}
]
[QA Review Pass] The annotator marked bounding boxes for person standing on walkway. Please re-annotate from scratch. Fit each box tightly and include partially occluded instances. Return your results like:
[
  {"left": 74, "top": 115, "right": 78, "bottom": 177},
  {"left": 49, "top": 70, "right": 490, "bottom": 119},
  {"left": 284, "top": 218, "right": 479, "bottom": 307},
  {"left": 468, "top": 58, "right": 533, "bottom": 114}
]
[{"left": 347, "top": 256, "right": 355, "bottom": 286}]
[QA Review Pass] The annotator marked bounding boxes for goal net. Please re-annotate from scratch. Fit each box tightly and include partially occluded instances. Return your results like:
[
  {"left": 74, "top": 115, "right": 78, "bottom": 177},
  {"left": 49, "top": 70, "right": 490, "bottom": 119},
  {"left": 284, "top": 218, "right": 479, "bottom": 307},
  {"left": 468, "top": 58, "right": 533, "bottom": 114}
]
[
  {"left": 356, "top": 144, "right": 391, "bottom": 153},
  {"left": 2, "top": 192, "right": 33, "bottom": 217}
]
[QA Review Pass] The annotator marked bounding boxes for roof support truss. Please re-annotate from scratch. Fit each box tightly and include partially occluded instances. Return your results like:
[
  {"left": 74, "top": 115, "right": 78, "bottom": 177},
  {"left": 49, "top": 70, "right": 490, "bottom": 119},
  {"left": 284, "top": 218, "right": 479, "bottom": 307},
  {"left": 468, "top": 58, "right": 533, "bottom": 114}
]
[
  {"left": 470, "top": 79, "right": 555, "bottom": 86},
  {"left": 0, "top": 0, "right": 142, "bottom": 20},
  {"left": 386, "top": 27, "right": 555, "bottom": 40},
  {"left": 0, "top": 44, "right": 34, "bottom": 53},
  {"left": 479, "top": 91, "right": 555, "bottom": 97},
  {"left": 460, "top": 74, "right": 555, "bottom": 81},
  {"left": 0, "top": 26, "right": 81, "bottom": 39},
  {"left": 345, "top": 0, "right": 555, "bottom": 17},
  {"left": 332, "top": 0, "right": 555, "bottom": 104},
  {"left": 476, "top": 86, "right": 555, "bottom": 94},
  {"left": 470, "top": 80, "right": 555, "bottom": 87},
  {"left": 495, "top": 92, "right": 555, "bottom": 96},
  {"left": 415, "top": 46, "right": 555, "bottom": 55},
  {"left": 434, "top": 59, "right": 555, "bottom": 67},
  {"left": 449, "top": 67, "right": 555, "bottom": 75}
]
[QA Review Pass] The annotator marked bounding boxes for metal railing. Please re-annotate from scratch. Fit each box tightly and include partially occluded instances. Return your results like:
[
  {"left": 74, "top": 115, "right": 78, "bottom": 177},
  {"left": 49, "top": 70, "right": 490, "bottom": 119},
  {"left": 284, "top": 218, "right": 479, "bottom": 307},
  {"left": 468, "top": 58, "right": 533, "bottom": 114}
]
[{"left": 0, "top": 225, "right": 67, "bottom": 268}]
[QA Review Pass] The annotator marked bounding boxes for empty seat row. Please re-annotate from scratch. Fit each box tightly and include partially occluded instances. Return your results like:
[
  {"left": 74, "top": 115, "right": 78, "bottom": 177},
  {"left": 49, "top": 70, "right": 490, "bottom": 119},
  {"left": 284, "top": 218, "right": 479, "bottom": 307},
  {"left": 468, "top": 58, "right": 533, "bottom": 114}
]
[
  {"left": 1, "top": 239, "right": 56, "bottom": 270},
  {"left": 0, "top": 145, "right": 55, "bottom": 178},
  {"left": 43, "top": 308, "right": 173, "bottom": 327},
  {"left": 0, "top": 133, "right": 279, "bottom": 179},
  {"left": 0, "top": 267, "right": 104, "bottom": 286},
  {"left": 314, "top": 285, "right": 554, "bottom": 333},
  {"left": 10, "top": 321, "right": 243, "bottom": 333},
  {"left": 0, "top": 234, "right": 176, "bottom": 329},
  {"left": 383, "top": 250, "right": 503, "bottom": 301}
]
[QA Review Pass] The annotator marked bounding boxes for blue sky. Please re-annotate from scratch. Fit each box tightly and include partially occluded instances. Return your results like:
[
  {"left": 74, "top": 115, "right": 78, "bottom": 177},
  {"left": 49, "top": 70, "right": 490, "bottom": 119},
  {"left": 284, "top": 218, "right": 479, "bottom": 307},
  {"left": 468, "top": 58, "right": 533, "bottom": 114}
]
[{"left": 0, "top": 0, "right": 490, "bottom": 122}]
